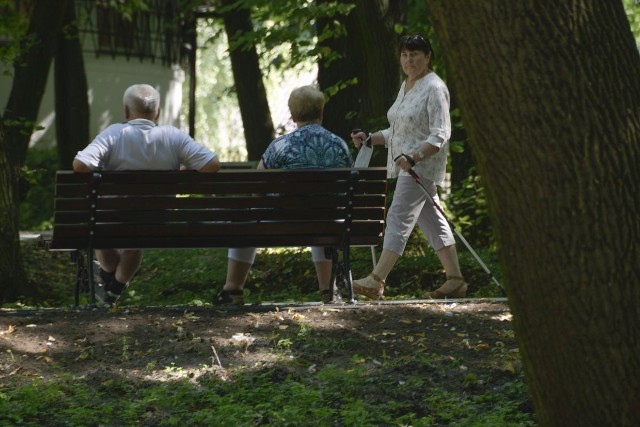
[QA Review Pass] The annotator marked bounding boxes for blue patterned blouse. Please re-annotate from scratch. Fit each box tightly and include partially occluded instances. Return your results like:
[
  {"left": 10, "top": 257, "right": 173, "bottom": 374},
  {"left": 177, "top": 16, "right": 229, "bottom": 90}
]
[{"left": 261, "top": 123, "right": 352, "bottom": 169}]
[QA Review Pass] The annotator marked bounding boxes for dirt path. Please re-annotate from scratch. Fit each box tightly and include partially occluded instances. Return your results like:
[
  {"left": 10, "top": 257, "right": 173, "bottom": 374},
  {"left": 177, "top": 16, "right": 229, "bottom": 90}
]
[{"left": 1, "top": 300, "right": 517, "bottom": 389}]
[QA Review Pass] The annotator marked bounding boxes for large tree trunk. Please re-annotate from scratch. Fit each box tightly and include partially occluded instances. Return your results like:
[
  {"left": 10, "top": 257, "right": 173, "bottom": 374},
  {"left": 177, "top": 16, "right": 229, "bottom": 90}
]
[
  {"left": 221, "top": 0, "right": 274, "bottom": 161},
  {"left": 0, "top": 0, "right": 70, "bottom": 302},
  {"left": 317, "top": 0, "right": 400, "bottom": 162},
  {"left": 427, "top": 1, "right": 640, "bottom": 425},
  {"left": 55, "top": 0, "right": 90, "bottom": 169}
]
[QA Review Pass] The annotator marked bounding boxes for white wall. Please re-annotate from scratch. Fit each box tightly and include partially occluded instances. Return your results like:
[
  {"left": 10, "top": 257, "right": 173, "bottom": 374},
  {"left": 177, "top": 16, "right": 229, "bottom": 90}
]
[{"left": 0, "top": 55, "right": 185, "bottom": 150}]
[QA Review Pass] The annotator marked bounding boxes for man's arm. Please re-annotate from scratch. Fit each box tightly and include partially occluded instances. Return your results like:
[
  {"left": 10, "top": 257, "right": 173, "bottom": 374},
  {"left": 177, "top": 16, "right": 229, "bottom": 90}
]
[
  {"left": 197, "top": 157, "right": 222, "bottom": 173},
  {"left": 72, "top": 159, "right": 92, "bottom": 173}
]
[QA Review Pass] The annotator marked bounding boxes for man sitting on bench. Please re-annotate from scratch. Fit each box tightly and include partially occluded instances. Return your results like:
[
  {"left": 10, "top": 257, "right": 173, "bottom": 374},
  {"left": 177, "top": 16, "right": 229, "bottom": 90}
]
[{"left": 72, "top": 83, "right": 221, "bottom": 306}]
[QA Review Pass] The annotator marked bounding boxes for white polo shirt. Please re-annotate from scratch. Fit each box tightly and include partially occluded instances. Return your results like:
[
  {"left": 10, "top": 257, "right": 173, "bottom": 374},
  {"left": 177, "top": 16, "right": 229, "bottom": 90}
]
[{"left": 74, "top": 119, "right": 216, "bottom": 171}]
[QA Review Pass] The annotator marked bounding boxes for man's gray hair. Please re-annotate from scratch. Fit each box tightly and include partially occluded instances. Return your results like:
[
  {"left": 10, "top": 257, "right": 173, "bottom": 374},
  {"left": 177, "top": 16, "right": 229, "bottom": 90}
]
[{"left": 123, "top": 84, "right": 160, "bottom": 116}]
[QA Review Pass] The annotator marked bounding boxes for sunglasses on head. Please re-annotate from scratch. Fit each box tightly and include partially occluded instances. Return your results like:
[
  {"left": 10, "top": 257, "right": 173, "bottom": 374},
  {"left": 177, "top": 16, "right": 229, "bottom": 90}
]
[{"left": 400, "top": 34, "right": 427, "bottom": 44}]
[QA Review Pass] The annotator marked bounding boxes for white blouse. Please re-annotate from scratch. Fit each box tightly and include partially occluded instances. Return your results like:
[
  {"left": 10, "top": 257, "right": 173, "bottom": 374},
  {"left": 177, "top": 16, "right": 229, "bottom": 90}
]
[{"left": 380, "top": 72, "right": 451, "bottom": 185}]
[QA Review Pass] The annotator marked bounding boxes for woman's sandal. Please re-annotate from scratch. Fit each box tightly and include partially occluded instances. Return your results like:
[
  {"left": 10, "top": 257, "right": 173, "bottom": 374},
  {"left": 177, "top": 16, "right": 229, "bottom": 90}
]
[
  {"left": 352, "top": 273, "right": 385, "bottom": 300},
  {"left": 426, "top": 276, "right": 468, "bottom": 299},
  {"left": 212, "top": 289, "right": 245, "bottom": 306},
  {"left": 321, "top": 289, "right": 331, "bottom": 304}
]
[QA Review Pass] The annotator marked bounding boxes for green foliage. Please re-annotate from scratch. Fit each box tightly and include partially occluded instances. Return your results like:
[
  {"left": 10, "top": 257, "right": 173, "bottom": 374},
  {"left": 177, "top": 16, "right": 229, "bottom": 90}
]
[
  {"left": 446, "top": 166, "right": 495, "bottom": 249},
  {"left": 20, "top": 235, "right": 503, "bottom": 309},
  {"left": 0, "top": 0, "right": 28, "bottom": 73},
  {"left": 244, "top": 0, "right": 356, "bottom": 69},
  {"left": 0, "top": 356, "right": 533, "bottom": 426},
  {"left": 624, "top": 0, "right": 640, "bottom": 48},
  {"left": 19, "top": 148, "right": 58, "bottom": 231},
  {"left": 189, "top": 0, "right": 357, "bottom": 158},
  {"left": 20, "top": 244, "right": 75, "bottom": 307},
  {"left": 105, "top": 0, "right": 149, "bottom": 21}
]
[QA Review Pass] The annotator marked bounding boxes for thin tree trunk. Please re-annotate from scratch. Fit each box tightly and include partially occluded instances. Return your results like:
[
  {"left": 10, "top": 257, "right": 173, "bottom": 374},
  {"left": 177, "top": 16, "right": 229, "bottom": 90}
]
[
  {"left": 221, "top": 0, "right": 274, "bottom": 161},
  {"left": 427, "top": 1, "right": 640, "bottom": 425},
  {"left": 0, "top": 0, "right": 70, "bottom": 302},
  {"left": 55, "top": 2, "right": 90, "bottom": 169},
  {"left": 5, "top": 0, "right": 70, "bottom": 166},
  {"left": 55, "top": 0, "right": 90, "bottom": 169},
  {"left": 317, "top": 0, "right": 400, "bottom": 157},
  {"left": 0, "top": 122, "right": 25, "bottom": 303}
]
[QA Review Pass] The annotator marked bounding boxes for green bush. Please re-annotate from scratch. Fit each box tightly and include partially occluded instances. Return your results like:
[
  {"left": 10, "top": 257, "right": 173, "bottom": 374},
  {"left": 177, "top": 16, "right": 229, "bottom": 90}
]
[
  {"left": 446, "top": 166, "right": 495, "bottom": 249},
  {"left": 20, "top": 147, "right": 58, "bottom": 231}
]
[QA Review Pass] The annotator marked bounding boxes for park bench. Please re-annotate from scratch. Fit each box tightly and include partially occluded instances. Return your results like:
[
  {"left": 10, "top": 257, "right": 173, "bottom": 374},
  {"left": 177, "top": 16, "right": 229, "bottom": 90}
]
[{"left": 45, "top": 167, "right": 387, "bottom": 306}]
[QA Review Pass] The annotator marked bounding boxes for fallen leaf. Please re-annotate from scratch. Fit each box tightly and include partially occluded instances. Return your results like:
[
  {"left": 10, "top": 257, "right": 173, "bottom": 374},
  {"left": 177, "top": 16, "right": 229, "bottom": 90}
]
[
  {"left": 76, "top": 351, "right": 91, "bottom": 361},
  {"left": 0, "top": 325, "right": 15, "bottom": 337},
  {"left": 229, "top": 333, "right": 255, "bottom": 347},
  {"left": 503, "top": 360, "right": 515, "bottom": 374},
  {"left": 492, "top": 313, "right": 512, "bottom": 322},
  {"left": 36, "top": 355, "right": 54, "bottom": 364}
]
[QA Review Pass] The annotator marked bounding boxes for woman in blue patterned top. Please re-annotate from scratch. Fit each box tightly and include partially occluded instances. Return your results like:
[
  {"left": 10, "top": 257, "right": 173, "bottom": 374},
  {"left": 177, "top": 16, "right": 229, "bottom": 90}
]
[{"left": 213, "top": 85, "right": 352, "bottom": 305}]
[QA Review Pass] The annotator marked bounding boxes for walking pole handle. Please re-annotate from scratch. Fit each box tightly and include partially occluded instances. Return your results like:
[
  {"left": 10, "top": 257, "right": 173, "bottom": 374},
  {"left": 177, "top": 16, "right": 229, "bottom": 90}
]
[
  {"left": 352, "top": 129, "right": 372, "bottom": 147},
  {"left": 394, "top": 153, "right": 416, "bottom": 168}
]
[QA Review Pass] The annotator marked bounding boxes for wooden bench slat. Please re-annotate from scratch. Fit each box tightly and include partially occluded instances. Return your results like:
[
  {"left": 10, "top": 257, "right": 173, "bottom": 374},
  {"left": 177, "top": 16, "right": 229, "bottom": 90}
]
[
  {"left": 54, "top": 179, "right": 387, "bottom": 197},
  {"left": 53, "top": 206, "right": 385, "bottom": 226},
  {"left": 54, "top": 193, "right": 386, "bottom": 213},
  {"left": 50, "top": 234, "right": 382, "bottom": 250},
  {"left": 55, "top": 168, "right": 366, "bottom": 183}
]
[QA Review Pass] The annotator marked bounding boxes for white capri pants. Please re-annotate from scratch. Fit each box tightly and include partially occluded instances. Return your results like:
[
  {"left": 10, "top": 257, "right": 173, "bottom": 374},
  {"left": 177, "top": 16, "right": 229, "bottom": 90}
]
[
  {"left": 229, "top": 246, "right": 331, "bottom": 264},
  {"left": 383, "top": 175, "right": 455, "bottom": 255}
]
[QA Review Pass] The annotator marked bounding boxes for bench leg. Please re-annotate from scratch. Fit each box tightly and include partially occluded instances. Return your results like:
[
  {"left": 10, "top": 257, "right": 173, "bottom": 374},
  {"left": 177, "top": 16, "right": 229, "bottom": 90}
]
[
  {"left": 328, "top": 248, "right": 337, "bottom": 299},
  {"left": 327, "top": 247, "right": 355, "bottom": 304},
  {"left": 70, "top": 251, "right": 89, "bottom": 307},
  {"left": 341, "top": 245, "right": 356, "bottom": 304},
  {"left": 87, "top": 250, "right": 97, "bottom": 306},
  {"left": 327, "top": 246, "right": 357, "bottom": 304}
]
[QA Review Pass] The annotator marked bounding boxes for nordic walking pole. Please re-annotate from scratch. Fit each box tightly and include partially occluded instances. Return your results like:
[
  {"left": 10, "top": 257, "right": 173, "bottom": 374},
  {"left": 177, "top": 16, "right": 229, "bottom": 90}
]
[{"left": 395, "top": 155, "right": 505, "bottom": 295}]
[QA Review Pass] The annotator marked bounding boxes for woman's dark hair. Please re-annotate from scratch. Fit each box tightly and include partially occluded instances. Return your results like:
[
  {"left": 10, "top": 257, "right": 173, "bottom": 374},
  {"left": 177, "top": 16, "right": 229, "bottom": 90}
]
[{"left": 399, "top": 34, "right": 434, "bottom": 67}]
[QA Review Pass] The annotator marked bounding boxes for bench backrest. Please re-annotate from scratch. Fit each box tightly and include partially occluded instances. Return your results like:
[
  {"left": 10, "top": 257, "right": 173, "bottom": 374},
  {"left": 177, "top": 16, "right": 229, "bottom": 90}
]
[{"left": 50, "top": 168, "right": 387, "bottom": 250}]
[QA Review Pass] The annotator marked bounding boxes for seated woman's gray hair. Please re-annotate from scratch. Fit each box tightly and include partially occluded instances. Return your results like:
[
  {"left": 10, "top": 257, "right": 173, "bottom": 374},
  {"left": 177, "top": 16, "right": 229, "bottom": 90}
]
[{"left": 288, "top": 85, "right": 325, "bottom": 122}]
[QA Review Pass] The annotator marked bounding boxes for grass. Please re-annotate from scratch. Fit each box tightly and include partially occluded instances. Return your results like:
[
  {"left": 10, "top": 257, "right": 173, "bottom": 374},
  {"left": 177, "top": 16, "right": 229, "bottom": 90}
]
[
  {"left": 0, "top": 317, "right": 533, "bottom": 427},
  {"left": 18, "top": 237, "right": 505, "bottom": 308},
  {"left": 0, "top": 241, "right": 533, "bottom": 427},
  {"left": 0, "top": 364, "right": 533, "bottom": 426}
]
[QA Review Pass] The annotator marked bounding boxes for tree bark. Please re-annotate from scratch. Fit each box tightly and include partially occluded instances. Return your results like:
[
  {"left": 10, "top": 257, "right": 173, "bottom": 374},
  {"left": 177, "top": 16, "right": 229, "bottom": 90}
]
[
  {"left": 221, "top": 0, "right": 274, "bottom": 161},
  {"left": 0, "top": 122, "right": 25, "bottom": 303},
  {"left": 0, "top": 0, "right": 70, "bottom": 302},
  {"left": 55, "top": 0, "right": 90, "bottom": 169},
  {"left": 4, "top": 0, "right": 70, "bottom": 166},
  {"left": 427, "top": 1, "right": 640, "bottom": 425},
  {"left": 317, "top": 0, "right": 400, "bottom": 163}
]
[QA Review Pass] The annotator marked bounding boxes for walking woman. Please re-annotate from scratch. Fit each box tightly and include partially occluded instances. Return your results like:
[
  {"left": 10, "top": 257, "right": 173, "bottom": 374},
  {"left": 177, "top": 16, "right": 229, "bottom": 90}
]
[{"left": 351, "top": 34, "right": 467, "bottom": 300}]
